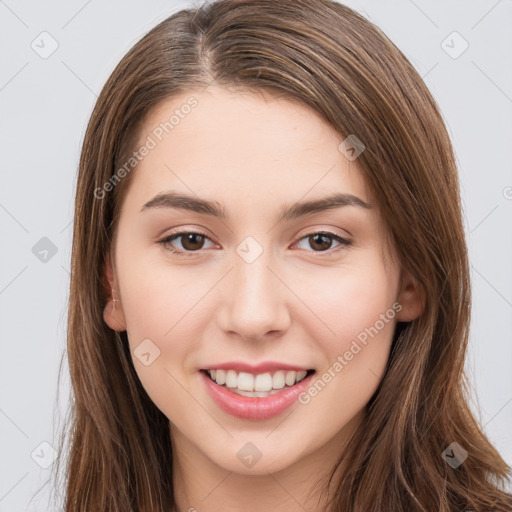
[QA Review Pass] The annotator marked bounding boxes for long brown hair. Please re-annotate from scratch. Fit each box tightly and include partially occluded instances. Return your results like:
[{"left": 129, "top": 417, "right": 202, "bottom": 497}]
[{"left": 50, "top": 0, "right": 512, "bottom": 510}]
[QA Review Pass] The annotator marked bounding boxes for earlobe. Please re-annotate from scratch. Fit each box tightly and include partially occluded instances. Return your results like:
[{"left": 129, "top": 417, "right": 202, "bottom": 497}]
[
  {"left": 395, "top": 272, "right": 426, "bottom": 322},
  {"left": 103, "top": 299, "right": 127, "bottom": 332},
  {"left": 103, "top": 254, "right": 127, "bottom": 332}
]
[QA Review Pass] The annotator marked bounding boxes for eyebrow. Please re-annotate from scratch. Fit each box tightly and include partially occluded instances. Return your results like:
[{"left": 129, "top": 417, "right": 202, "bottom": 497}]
[{"left": 140, "top": 191, "right": 372, "bottom": 222}]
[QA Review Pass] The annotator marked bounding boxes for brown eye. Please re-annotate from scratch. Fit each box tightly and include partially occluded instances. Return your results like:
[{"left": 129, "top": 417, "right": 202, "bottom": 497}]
[
  {"left": 158, "top": 231, "right": 214, "bottom": 255},
  {"left": 295, "top": 231, "right": 352, "bottom": 253},
  {"left": 308, "top": 233, "right": 332, "bottom": 251},
  {"left": 158, "top": 230, "right": 351, "bottom": 257},
  {"left": 180, "top": 233, "right": 206, "bottom": 251}
]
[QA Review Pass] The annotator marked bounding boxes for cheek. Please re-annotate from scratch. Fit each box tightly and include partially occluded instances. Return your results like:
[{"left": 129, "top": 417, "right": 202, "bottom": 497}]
[
  {"left": 297, "top": 267, "right": 398, "bottom": 428},
  {"left": 116, "top": 248, "right": 218, "bottom": 382},
  {"left": 117, "top": 243, "right": 199, "bottom": 340},
  {"left": 116, "top": 261, "right": 205, "bottom": 420},
  {"left": 296, "top": 259, "right": 397, "bottom": 355}
]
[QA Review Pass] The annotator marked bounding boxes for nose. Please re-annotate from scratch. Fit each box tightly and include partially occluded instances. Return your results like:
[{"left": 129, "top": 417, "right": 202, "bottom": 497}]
[{"left": 216, "top": 250, "right": 291, "bottom": 342}]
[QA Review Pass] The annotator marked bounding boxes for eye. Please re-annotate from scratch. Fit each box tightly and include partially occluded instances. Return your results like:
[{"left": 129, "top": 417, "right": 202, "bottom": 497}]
[
  {"left": 294, "top": 231, "right": 352, "bottom": 254},
  {"left": 157, "top": 229, "right": 352, "bottom": 257},
  {"left": 158, "top": 230, "right": 215, "bottom": 256}
]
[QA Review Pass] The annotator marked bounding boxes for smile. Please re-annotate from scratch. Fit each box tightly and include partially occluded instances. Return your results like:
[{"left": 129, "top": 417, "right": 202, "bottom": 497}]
[
  {"left": 200, "top": 368, "right": 316, "bottom": 420},
  {"left": 204, "top": 369, "right": 312, "bottom": 396}
]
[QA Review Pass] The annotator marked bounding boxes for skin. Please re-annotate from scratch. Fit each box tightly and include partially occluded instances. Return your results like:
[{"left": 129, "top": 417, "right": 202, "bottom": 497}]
[{"left": 103, "top": 85, "right": 425, "bottom": 512}]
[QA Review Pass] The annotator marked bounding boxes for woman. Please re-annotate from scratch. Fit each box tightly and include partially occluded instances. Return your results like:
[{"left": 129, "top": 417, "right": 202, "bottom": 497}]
[{"left": 53, "top": 0, "right": 512, "bottom": 510}]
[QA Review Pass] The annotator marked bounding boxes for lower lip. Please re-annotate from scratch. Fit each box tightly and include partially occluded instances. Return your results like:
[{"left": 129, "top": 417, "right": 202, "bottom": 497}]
[{"left": 200, "top": 370, "right": 315, "bottom": 421}]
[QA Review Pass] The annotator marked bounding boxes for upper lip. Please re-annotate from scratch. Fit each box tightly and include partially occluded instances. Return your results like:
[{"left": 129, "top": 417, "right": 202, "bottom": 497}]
[{"left": 201, "top": 361, "right": 314, "bottom": 374}]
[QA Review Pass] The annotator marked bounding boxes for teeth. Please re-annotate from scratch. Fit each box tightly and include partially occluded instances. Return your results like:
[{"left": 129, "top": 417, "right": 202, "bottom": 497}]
[
  {"left": 238, "top": 372, "right": 256, "bottom": 391},
  {"left": 207, "top": 368, "right": 310, "bottom": 391},
  {"left": 254, "top": 373, "right": 273, "bottom": 391},
  {"left": 215, "top": 369, "right": 226, "bottom": 385},
  {"left": 226, "top": 370, "right": 237, "bottom": 388},
  {"left": 231, "top": 388, "right": 283, "bottom": 397},
  {"left": 285, "top": 371, "right": 296, "bottom": 386},
  {"left": 272, "top": 371, "right": 285, "bottom": 389}
]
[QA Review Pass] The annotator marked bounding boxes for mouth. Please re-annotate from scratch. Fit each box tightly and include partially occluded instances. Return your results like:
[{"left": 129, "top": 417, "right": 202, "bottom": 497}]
[
  {"left": 200, "top": 368, "right": 316, "bottom": 398},
  {"left": 200, "top": 367, "right": 317, "bottom": 420}
]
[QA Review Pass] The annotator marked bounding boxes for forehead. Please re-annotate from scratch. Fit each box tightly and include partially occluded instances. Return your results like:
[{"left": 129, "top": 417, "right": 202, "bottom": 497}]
[{"left": 124, "top": 85, "right": 374, "bottom": 215}]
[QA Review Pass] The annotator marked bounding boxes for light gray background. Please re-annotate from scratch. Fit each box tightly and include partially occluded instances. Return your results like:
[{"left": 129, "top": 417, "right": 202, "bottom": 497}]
[{"left": 1, "top": 1, "right": 511, "bottom": 510}]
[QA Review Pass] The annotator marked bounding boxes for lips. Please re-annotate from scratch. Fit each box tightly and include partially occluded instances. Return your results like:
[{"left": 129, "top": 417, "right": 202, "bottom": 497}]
[{"left": 200, "top": 365, "right": 316, "bottom": 421}]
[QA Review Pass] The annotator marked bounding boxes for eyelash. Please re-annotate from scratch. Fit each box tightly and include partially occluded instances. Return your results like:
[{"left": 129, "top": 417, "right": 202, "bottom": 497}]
[{"left": 157, "top": 230, "right": 352, "bottom": 257}]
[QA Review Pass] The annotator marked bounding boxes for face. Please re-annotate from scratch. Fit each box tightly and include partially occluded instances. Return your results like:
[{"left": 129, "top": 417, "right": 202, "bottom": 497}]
[{"left": 104, "top": 85, "right": 423, "bottom": 478}]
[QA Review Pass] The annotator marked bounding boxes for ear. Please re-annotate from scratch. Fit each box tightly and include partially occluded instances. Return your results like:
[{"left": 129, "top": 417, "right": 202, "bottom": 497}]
[
  {"left": 395, "top": 270, "right": 426, "bottom": 322},
  {"left": 103, "top": 253, "right": 127, "bottom": 332}
]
